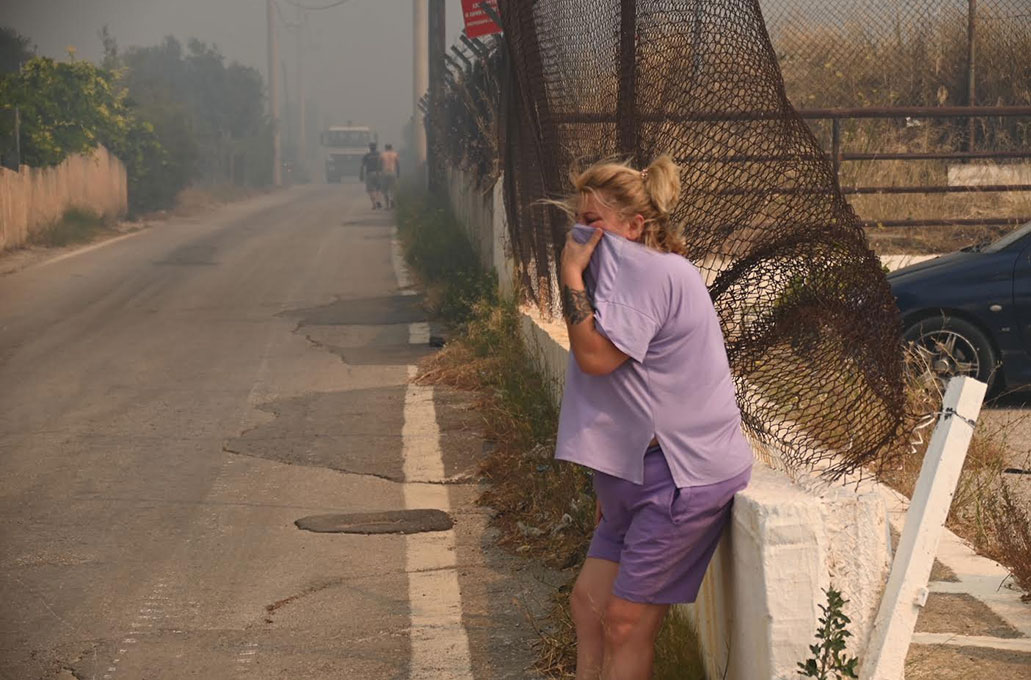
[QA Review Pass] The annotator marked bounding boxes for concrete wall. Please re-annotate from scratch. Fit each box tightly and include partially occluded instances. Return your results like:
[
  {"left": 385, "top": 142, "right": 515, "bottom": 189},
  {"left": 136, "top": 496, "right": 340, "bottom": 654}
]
[
  {"left": 446, "top": 165, "right": 893, "bottom": 679},
  {"left": 0, "top": 146, "right": 128, "bottom": 251},
  {"left": 446, "top": 167, "right": 515, "bottom": 298}
]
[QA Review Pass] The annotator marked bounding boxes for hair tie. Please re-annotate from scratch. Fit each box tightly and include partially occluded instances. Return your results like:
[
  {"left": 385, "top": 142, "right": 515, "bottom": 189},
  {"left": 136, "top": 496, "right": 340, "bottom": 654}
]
[{"left": 640, "top": 168, "right": 649, "bottom": 180}]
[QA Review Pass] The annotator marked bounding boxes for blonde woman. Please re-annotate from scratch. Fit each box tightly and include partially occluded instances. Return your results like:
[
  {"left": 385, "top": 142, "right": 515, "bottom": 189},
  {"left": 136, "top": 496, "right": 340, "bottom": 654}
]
[{"left": 555, "top": 156, "right": 753, "bottom": 679}]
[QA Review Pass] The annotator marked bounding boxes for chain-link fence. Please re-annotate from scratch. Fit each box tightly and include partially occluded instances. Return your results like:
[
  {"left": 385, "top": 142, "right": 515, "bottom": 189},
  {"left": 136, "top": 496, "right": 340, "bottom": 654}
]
[
  {"left": 432, "top": 0, "right": 908, "bottom": 480},
  {"left": 761, "top": 0, "right": 1030, "bottom": 149},
  {"left": 425, "top": 35, "right": 504, "bottom": 191}
]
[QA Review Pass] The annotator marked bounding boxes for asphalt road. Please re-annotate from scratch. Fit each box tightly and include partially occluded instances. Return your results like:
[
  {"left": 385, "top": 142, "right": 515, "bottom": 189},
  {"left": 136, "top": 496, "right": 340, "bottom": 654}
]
[{"left": 0, "top": 184, "right": 549, "bottom": 679}]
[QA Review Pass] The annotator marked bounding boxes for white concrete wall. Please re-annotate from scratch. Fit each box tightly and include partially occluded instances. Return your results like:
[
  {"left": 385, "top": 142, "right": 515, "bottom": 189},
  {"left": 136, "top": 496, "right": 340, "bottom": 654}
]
[
  {"left": 445, "top": 167, "right": 515, "bottom": 298},
  {"left": 0, "top": 146, "right": 128, "bottom": 251},
  {"left": 444, "top": 165, "right": 894, "bottom": 679}
]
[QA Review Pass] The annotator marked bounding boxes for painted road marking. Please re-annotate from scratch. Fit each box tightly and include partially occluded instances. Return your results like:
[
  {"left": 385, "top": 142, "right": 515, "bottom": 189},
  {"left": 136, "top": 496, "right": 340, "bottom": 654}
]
[
  {"left": 402, "top": 365, "right": 474, "bottom": 680},
  {"left": 393, "top": 225, "right": 474, "bottom": 679}
]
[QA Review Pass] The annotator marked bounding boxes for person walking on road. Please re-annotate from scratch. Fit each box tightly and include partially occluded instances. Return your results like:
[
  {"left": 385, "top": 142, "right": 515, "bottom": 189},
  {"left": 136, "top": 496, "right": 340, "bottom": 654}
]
[
  {"left": 380, "top": 143, "right": 400, "bottom": 209},
  {"left": 359, "top": 142, "right": 383, "bottom": 209},
  {"left": 554, "top": 156, "right": 753, "bottom": 680}
]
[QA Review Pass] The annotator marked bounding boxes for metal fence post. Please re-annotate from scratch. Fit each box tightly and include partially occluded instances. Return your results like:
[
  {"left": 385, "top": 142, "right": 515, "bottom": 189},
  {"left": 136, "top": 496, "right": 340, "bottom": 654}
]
[
  {"left": 860, "top": 376, "right": 987, "bottom": 680},
  {"left": 967, "top": 0, "right": 977, "bottom": 152},
  {"left": 831, "top": 117, "right": 841, "bottom": 182},
  {"left": 616, "top": 0, "right": 638, "bottom": 159}
]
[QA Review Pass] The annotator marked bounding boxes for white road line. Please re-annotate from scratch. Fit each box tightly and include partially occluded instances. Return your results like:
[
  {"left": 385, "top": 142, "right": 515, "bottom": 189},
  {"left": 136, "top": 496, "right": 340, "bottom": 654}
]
[
  {"left": 33, "top": 228, "right": 150, "bottom": 270},
  {"left": 409, "top": 321, "right": 431, "bottom": 346},
  {"left": 402, "top": 365, "right": 474, "bottom": 680},
  {"left": 391, "top": 234, "right": 418, "bottom": 296},
  {"left": 393, "top": 221, "right": 474, "bottom": 679}
]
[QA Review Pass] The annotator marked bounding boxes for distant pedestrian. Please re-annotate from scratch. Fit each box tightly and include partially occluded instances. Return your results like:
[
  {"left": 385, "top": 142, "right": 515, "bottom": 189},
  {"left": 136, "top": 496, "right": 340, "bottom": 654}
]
[
  {"left": 554, "top": 155, "right": 753, "bottom": 680},
  {"left": 380, "top": 143, "right": 400, "bottom": 209},
  {"left": 359, "top": 142, "right": 383, "bottom": 209}
]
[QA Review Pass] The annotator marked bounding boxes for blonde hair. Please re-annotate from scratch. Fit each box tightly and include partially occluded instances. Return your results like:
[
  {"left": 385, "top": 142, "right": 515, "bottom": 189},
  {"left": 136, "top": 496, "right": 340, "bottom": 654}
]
[{"left": 558, "top": 155, "right": 685, "bottom": 256}]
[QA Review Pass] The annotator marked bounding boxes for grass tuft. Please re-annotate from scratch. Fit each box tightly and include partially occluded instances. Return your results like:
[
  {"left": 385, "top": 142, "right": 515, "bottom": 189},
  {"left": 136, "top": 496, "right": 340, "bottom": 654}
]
[
  {"left": 879, "top": 350, "right": 1031, "bottom": 601},
  {"left": 29, "top": 207, "right": 112, "bottom": 248}
]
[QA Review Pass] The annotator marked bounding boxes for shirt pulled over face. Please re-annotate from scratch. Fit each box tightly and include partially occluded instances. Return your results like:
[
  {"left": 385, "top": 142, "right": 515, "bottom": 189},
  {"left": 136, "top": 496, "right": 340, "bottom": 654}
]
[{"left": 555, "top": 225, "right": 754, "bottom": 487}]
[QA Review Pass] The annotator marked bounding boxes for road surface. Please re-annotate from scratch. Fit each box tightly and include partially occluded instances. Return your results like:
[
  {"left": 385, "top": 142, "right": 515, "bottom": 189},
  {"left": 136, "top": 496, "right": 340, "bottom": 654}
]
[{"left": 0, "top": 184, "right": 551, "bottom": 679}]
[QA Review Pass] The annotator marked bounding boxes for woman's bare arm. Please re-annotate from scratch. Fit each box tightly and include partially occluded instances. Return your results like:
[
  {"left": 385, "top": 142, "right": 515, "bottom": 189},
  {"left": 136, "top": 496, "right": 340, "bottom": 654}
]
[{"left": 560, "top": 232, "right": 629, "bottom": 376}]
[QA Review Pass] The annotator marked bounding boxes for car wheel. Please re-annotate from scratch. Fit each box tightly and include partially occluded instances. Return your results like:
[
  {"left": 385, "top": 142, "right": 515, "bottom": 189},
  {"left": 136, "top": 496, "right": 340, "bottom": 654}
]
[{"left": 903, "top": 315, "right": 998, "bottom": 391}]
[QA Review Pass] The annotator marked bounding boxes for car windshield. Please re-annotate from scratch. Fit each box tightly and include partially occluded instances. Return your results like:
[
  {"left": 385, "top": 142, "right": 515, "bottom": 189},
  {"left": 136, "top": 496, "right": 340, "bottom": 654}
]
[
  {"left": 981, "top": 221, "right": 1031, "bottom": 253},
  {"left": 324, "top": 130, "right": 371, "bottom": 146}
]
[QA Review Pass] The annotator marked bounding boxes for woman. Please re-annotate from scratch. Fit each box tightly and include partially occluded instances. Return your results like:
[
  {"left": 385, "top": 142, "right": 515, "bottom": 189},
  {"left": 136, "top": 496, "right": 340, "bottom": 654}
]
[{"left": 555, "top": 155, "right": 753, "bottom": 680}]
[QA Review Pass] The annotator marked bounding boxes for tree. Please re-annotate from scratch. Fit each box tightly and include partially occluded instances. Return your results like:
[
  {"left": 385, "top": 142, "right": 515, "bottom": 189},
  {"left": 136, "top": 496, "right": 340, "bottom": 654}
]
[
  {"left": 117, "top": 36, "right": 271, "bottom": 187},
  {"left": 0, "top": 26, "right": 34, "bottom": 74}
]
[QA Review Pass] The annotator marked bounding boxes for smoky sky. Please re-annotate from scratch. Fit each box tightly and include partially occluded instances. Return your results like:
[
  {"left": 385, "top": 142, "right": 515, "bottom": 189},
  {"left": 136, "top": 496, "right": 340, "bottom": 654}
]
[{"left": 0, "top": 0, "right": 468, "bottom": 147}]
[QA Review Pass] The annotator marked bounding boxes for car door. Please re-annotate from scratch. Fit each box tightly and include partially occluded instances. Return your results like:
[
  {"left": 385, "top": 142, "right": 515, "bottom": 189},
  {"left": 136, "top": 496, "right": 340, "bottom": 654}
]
[{"left": 1011, "top": 239, "right": 1031, "bottom": 354}]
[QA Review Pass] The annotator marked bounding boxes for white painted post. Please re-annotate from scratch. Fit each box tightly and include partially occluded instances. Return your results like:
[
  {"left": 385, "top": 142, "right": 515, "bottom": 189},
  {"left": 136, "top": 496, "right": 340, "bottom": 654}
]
[{"left": 860, "top": 376, "right": 987, "bottom": 680}]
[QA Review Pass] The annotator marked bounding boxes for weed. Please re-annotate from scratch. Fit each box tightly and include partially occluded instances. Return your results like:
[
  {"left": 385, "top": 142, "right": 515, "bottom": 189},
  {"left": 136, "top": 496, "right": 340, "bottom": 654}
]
[
  {"left": 395, "top": 189, "right": 497, "bottom": 325},
  {"left": 29, "top": 207, "right": 112, "bottom": 248},
  {"left": 982, "top": 479, "right": 1031, "bottom": 602},
  {"left": 654, "top": 606, "right": 708, "bottom": 680},
  {"left": 797, "top": 588, "right": 859, "bottom": 680}
]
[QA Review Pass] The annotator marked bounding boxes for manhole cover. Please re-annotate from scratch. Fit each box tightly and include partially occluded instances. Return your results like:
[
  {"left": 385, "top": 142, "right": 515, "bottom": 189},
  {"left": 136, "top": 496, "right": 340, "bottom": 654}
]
[{"left": 294, "top": 509, "right": 453, "bottom": 535}]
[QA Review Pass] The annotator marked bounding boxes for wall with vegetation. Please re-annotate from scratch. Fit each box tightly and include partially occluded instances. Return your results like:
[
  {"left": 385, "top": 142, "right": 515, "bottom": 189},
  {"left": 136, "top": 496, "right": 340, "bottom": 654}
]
[{"left": 0, "top": 146, "right": 126, "bottom": 251}]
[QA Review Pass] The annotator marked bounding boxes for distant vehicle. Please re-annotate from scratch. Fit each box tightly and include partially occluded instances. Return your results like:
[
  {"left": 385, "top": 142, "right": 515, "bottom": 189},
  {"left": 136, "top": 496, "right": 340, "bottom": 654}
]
[
  {"left": 321, "top": 125, "right": 376, "bottom": 182},
  {"left": 888, "top": 221, "right": 1031, "bottom": 392}
]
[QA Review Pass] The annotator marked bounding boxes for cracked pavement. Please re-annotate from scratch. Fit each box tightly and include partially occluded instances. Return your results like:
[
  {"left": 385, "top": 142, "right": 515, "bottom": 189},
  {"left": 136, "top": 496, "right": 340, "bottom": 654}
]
[{"left": 0, "top": 184, "right": 557, "bottom": 679}]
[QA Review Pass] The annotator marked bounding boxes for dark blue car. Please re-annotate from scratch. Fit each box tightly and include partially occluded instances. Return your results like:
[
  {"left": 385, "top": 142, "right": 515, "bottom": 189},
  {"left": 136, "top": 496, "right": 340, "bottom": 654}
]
[{"left": 888, "top": 221, "right": 1031, "bottom": 392}]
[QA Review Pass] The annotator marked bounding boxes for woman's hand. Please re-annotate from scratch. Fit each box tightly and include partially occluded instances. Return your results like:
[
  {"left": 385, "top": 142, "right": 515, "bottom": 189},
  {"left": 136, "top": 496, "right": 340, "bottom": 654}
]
[
  {"left": 594, "top": 498, "right": 603, "bottom": 526},
  {"left": 560, "top": 228, "right": 603, "bottom": 281}
]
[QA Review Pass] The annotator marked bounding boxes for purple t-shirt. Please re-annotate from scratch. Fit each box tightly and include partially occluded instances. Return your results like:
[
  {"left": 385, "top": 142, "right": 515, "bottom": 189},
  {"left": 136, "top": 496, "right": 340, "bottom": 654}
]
[{"left": 555, "top": 225, "right": 754, "bottom": 487}]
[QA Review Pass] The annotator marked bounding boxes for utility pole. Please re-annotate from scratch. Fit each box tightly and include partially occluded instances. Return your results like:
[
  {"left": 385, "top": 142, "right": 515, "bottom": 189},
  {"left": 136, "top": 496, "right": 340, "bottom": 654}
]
[
  {"left": 296, "top": 8, "right": 307, "bottom": 179},
  {"left": 967, "top": 0, "right": 977, "bottom": 152},
  {"left": 427, "top": 0, "right": 445, "bottom": 192},
  {"left": 413, "top": 0, "right": 429, "bottom": 186},
  {"left": 267, "top": 0, "right": 282, "bottom": 186}
]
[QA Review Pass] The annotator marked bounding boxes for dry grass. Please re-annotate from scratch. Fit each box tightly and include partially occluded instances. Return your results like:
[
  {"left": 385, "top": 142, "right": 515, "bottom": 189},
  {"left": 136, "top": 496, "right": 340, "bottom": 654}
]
[
  {"left": 829, "top": 124, "right": 1031, "bottom": 255},
  {"left": 28, "top": 207, "right": 115, "bottom": 248},
  {"left": 774, "top": 12, "right": 1031, "bottom": 255},
  {"left": 878, "top": 354, "right": 1031, "bottom": 600}
]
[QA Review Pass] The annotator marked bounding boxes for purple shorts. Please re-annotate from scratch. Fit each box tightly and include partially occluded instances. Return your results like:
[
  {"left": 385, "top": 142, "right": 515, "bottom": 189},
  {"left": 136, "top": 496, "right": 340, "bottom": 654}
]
[{"left": 588, "top": 446, "right": 750, "bottom": 604}]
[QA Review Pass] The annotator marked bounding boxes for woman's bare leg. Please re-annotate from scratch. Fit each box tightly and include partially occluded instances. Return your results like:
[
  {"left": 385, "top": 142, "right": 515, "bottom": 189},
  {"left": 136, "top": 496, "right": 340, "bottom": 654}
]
[
  {"left": 570, "top": 557, "right": 620, "bottom": 680},
  {"left": 601, "top": 596, "right": 669, "bottom": 680}
]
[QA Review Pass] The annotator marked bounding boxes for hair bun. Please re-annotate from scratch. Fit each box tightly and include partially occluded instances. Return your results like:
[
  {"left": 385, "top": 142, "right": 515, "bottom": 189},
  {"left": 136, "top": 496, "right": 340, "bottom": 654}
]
[{"left": 642, "top": 155, "right": 681, "bottom": 216}]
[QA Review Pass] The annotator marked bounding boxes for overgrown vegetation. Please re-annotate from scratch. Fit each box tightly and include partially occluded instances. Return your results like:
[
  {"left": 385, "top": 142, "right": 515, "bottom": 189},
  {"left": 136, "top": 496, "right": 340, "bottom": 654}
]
[
  {"left": 396, "top": 190, "right": 706, "bottom": 678},
  {"left": 879, "top": 355, "right": 1031, "bottom": 601},
  {"left": 0, "top": 25, "right": 272, "bottom": 216},
  {"left": 28, "top": 207, "right": 113, "bottom": 248}
]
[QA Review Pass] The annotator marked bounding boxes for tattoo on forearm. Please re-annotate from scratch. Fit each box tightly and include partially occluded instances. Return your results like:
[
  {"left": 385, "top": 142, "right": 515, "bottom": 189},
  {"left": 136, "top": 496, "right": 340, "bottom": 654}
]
[{"left": 561, "top": 285, "right": 593, "bottom": 325}]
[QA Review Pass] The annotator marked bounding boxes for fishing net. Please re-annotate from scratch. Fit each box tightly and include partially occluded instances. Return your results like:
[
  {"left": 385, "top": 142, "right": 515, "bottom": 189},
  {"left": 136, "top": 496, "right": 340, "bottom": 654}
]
[{"left": 494, "top": 0, "right": 907, "bottom": 479}]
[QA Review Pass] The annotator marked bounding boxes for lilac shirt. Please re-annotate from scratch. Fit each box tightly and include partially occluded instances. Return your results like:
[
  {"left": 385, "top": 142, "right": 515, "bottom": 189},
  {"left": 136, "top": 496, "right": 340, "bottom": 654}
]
[{"left": 555, "top": 225, "right": 754, "bottom": 488}]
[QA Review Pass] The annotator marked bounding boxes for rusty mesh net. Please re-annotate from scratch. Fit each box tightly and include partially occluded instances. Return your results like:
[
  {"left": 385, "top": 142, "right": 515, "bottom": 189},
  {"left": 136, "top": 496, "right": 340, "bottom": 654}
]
[
  {"left": 426, "top": 36, "right": 504, "bottom": 189},
  {"left": 495, "top": 0, "right": 907, "bottom": 479}
]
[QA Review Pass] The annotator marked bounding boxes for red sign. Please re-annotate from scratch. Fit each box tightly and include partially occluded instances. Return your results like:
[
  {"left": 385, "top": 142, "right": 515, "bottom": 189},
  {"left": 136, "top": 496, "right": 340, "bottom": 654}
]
[{"left": 461, "top": 0, "right": 501, "bottom": 39}]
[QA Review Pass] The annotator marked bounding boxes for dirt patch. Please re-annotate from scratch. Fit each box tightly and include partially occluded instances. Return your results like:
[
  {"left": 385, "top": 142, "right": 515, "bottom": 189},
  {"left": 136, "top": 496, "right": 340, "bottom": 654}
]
[
  {"left": 915, "top": 593, "right": 1024, "bottom": 638},
  {"left": 905, "top": 643, "right": 1031, "bottom": 680}
]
